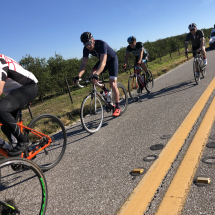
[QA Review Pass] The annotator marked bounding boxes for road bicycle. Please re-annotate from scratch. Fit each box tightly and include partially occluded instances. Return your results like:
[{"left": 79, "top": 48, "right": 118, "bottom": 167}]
[
  {"left": 77, "top": 74, "right": 128, "bottom": 133},
  {"left": 0, "top": 157, "right": 48, "bottom": 214},
  {"left": 0, "top": 105, "right": 67, "bottom": 171},
  {"left": 125, "top": 63, "right": 154, "bottom": 102},
  {"left": 186, "top": 50, "right": 206, "bottom": 84}
]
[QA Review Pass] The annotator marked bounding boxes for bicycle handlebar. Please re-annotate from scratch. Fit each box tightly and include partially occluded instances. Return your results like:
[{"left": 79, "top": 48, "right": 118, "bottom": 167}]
[{"left": 77, "top": 77, "right": 103, "bottom": 88}]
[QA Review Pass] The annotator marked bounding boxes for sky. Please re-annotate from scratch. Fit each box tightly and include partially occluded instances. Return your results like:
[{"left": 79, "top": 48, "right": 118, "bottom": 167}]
[{"left": 1, "top": 0, "right": 215, "bottom": 62}]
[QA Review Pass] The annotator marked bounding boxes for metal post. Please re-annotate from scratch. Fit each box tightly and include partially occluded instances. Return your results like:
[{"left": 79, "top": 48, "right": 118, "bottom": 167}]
[{"left": 64, "top": 77, "right": 73, "bottom": 104}]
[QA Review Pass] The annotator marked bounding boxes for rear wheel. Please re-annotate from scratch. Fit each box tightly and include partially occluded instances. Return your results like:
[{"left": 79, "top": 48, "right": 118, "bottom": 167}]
[
  {"left": 25, "top": 114, "right": 67, "bottom": 171},
  {"left": 80, "top": 94, "right": 104, "bottom": 134},
  {"left": 0, "top": 157, "right": 48, "bottom": 215},
  {"left": 193, "top": 60, "right": 200, "bottom": 84},
  {"left": 128, "top": 74, "right": 140, "bottom": 102},
  {"left": 113, "top": 82, "right": 128, "bottom": 115},
  {"left": 145, "top": 69, "right": 154, "bottom": 93}
]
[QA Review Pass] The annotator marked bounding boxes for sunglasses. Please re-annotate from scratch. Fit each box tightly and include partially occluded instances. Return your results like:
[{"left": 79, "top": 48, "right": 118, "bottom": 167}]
[
  {"left": 129, "top": 42, "right": 134, "bottom": 45},
  {"left": 190, "top": 29, "right": 195, "bottom": 31},
  {"left": 83, "top": 40, "right": 93, "bottom": 47}
]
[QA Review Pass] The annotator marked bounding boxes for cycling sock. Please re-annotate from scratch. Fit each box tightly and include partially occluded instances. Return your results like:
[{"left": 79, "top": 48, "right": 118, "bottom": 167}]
[{"left": 115, "top": 103, "right": 120, "bottom": 109}]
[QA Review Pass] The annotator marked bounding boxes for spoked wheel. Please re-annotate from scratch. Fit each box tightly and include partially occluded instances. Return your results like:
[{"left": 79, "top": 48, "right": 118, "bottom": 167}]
[
  {"left": 145, "top": 69, "right": 154, "bottom": 93},
  {"left": 0, "top": 157, "right": 48, "bottom": 215},
  {"left": 80, "top": 94, "right": 104, "bottom": 134},
  {"left": 128, "top": 74, "right": 140, "bottom": 102},
  {"left": 201, "top": 65, "right": 206, "bottom": 78},
  {"left": 193, "top": 60, "right": 200, "bottom": 84},
  {"left": 25, "top": 114, "right": 67, "bottom": 171},
  {"left": 112, "top": 82, "right": 128, "bottom": 115}
]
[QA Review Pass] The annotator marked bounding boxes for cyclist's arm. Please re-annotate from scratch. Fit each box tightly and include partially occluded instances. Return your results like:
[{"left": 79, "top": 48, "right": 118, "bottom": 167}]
[
  {"left": 185, "top": 41, "right": 189, "bottom": 52},
  {"left": 138, "top": 49, "right": 144, "bottom": 64},
  {"left": 124, "top": 52, "right": 130, "bottom": 66},
  {"left": 0, "top": 80, "right": 5, "bottom": 96},
  {"left": 200, "top": 37, "right": 204, "bottom": 49},
  {"left": 95, "top": 54, "right": 107, "bottom": 75},
  {"left": 78, "top": 57, "right": 88, "bottom": 77}
]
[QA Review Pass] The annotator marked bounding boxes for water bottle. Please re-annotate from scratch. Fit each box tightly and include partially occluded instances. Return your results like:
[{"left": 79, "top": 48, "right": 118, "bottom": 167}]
[
  {"left": 102, "top": 91, "right": 107, "bottom": 100},
  {"left": 0, "top": 138, "right": 12, "bottom": 151},
  {"left": 106, "top": 91, "right": 111, "bottom": 103}
]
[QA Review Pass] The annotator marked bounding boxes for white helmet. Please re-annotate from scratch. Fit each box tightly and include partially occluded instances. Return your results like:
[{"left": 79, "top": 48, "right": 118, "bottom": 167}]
[{"left": 188, "top": 23, "right": 197, "bottom": 30}]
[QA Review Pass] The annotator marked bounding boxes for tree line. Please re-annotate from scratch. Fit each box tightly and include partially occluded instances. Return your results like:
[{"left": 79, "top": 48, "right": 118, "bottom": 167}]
[{"left": 19, "top": 27, "right": 213, "bottom": 101}]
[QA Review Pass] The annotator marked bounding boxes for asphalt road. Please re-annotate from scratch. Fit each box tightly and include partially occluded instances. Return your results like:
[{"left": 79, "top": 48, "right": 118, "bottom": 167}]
[{"left": 43, "top": 49, "right": 215, "bottom": 215}]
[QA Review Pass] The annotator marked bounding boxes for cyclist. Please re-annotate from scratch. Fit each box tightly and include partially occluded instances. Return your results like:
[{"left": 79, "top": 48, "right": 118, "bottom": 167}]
[
  {"left": 185, "top": 23, "right": 207, "bottom": 76},
  {"left": 73, "top": 32, "right": 121, "bottom": 117},
  {"left": 122, "top": 36, "right": 149, "bottom": 74},
  {"left": 0, "top": 54, "right": 38, "bottom": 156}
]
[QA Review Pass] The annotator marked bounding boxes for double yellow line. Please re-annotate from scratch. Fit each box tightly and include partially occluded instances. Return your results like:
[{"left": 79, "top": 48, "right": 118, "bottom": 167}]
[{"left": 117, "top": 77, "right": 215, "bottom": 215}]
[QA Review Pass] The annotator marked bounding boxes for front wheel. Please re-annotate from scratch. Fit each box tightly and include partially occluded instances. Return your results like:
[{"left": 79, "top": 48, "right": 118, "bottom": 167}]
[
  {"left": 0, "top": 157, "right": 48, "bottom": 215},
  {"left": 128, "top": 74, "right": 140, "bottom": 102},
  {"left": 145, "top": 70, "right": 154, "bottom": 93},
  {"left": 25, "top": 114, "right": 67, "bottom": 171},
  {"left": 80, "top": 94, "right": 104, "bottom": 134},
  {"left": 193, "top": 60, "right": 200, "bottom": 84}
]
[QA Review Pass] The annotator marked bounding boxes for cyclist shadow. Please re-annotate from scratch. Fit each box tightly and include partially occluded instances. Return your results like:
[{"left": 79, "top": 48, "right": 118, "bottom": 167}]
[{"left": 138, "top": 79, "right": 196, "bottom": 101}]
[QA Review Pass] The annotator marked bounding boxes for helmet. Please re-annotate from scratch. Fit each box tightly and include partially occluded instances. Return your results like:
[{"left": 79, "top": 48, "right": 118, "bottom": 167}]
[
  {"left": 188, "top": 23, "right": 197, "bottom": 30},
  {"left": 80, "top": 32, "right": 93, "bottom": 43},
  {"left": 127, "top": 36, "right": 136, "bottom": 43}
]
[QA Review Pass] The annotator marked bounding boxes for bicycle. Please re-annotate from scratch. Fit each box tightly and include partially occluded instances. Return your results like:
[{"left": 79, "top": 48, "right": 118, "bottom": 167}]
[
  {"left": 0, "top": 105, "right": 67, "bottom": 171},
  {"left": 125, "top": 62, "right": 154, "bottom": 102},
  {"left": 186, "top": 50, "right": 206, "bottom": 84},
  {"left": 77, "top": 74, "right": 128, "bottom": 133},
  {"left": 0, "top": 157, "right": 48, "bottom": 214}
]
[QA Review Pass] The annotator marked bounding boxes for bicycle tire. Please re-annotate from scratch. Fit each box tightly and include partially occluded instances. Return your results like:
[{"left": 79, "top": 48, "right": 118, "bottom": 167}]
[
  {"left": 128, "top": 74, "right": 140, "bottom": 102},
  {"left": 200, "top": 59, "right": 206, "bottom": 78},
  {"left": 80, "top": 93, "right": 104, "bottom": 134},
  {"left": 145, "top": 70, "right": 154, "bottom": 93},
  {"left": 193, "top": 60, "right": 200, "bottom": 84},
  {"left": 113, "top": 82, "right": 128, "bottom": 115},
  {"left": 25, "top": 114, "right": 67, "bottom": 171},
  {"left": 0, "top": 157, "right": 48, "bottom": 215}
]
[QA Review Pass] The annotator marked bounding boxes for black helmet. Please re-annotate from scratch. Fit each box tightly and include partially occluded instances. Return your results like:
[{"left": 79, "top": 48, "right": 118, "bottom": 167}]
[
  {"left": 80, "top": 32, "right": 93, "bottom": 43},
  {"left": 188, "top": 23, "right": 197, "bottom": 30},
  {"left": 127, "top": 36, "right": 136, "bottom": 43}
]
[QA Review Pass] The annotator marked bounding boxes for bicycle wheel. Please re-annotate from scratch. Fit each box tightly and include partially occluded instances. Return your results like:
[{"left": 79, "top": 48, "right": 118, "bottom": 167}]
[
  {"left": 112, "top": 82, "right": 128, "bottom": 115},
  {"left": 25, "top": 114, "right": 67, "bottom": 171},
  {"left": 0, "top": 157, "right": 48, "bottom": 215},
  {"left": 145, "top": 70, "right": 154, "bottom": 93},
  {"left": 80, "top": 93, "right": 104, "bottom": 134},
  {"left": 200, "top": 59, "right": 206, "bottom": 78},
  {"left": 128, "top": 74, "right": 140, "bottom": 102},
  {"left": 193, "top": 60, "right": 200, "bottom": 84}
]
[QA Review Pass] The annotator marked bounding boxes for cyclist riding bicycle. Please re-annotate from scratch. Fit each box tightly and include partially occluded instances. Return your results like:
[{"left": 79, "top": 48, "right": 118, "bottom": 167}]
[
  {"left": 185, "top": 23, "right": 207, "bottom": 76},
  {"left": 122, "top": 36, "right": 149, "bottom": 74},
  {"left": 73, "top": 32, "right": 121, "bottom": 117},
  {"left": 0, "top": 54, "right": 38, "bottom": 156}
]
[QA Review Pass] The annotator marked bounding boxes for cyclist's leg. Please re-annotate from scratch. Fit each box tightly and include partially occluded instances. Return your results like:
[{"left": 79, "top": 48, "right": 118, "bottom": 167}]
[
  {"left": 140, "top": 57, "right": 148, "bottom": 73},
  {"left": 0, "top": 84, "right": 38, "bottom": 156},
  {"left": 107, "top": 56, "right": 121, "bottom": 116},
  {"left": 192, "top": 45, "right": 199, "bottom": 72}
]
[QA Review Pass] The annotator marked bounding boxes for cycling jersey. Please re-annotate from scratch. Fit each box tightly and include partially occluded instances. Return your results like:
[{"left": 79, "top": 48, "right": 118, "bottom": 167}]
[
  {"left": 0, "top": 54, "right": 38, "bottom": 95},
  {"left": 83, "top": 40, "right": 117, "bottom": 61},
  {"left": 185, "top": 30, "right": 204, "bottom": 47}
]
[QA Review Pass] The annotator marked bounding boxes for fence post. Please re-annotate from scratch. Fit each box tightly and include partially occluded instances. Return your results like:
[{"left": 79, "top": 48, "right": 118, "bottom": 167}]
[
  {"left": 178, "top": 47, "right": 180, "bottom": 55},
  {"left": 169, "top": 51, "right": 172, "bottom": 59},
  {"left": 64, "top": 77, "right": 73, "bottom": 104}
]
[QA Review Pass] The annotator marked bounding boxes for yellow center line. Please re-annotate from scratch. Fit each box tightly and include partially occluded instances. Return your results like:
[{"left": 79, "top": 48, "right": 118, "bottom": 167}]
[
  {"left": 116, "top": 77, "right": 215, "bottom": 215},
  {"left": 156, "top": 95, "right": 215, "bottom": 215}
]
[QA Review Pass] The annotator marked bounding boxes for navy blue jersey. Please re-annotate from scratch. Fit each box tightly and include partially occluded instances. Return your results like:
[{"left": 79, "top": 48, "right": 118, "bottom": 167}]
[{"left": 83, "top": 40, "right": 117, "bottom": 61}]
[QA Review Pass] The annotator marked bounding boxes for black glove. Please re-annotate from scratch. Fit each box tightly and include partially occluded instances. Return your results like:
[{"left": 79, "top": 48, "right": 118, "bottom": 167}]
[
  {"left": 73, "top": 76, "right": 80, "bottom": 82},
  {"left": 122, "top": 65, "right": 126, "bottom": 70},
  {"left": 92, "top": 74, "right": 99, "bottom": 80}
]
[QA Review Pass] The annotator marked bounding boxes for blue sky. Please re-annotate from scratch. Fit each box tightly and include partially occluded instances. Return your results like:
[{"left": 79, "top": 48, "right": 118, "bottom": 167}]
[{"left": 1, "top": 0, "right": 215, "bottom": 62}]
